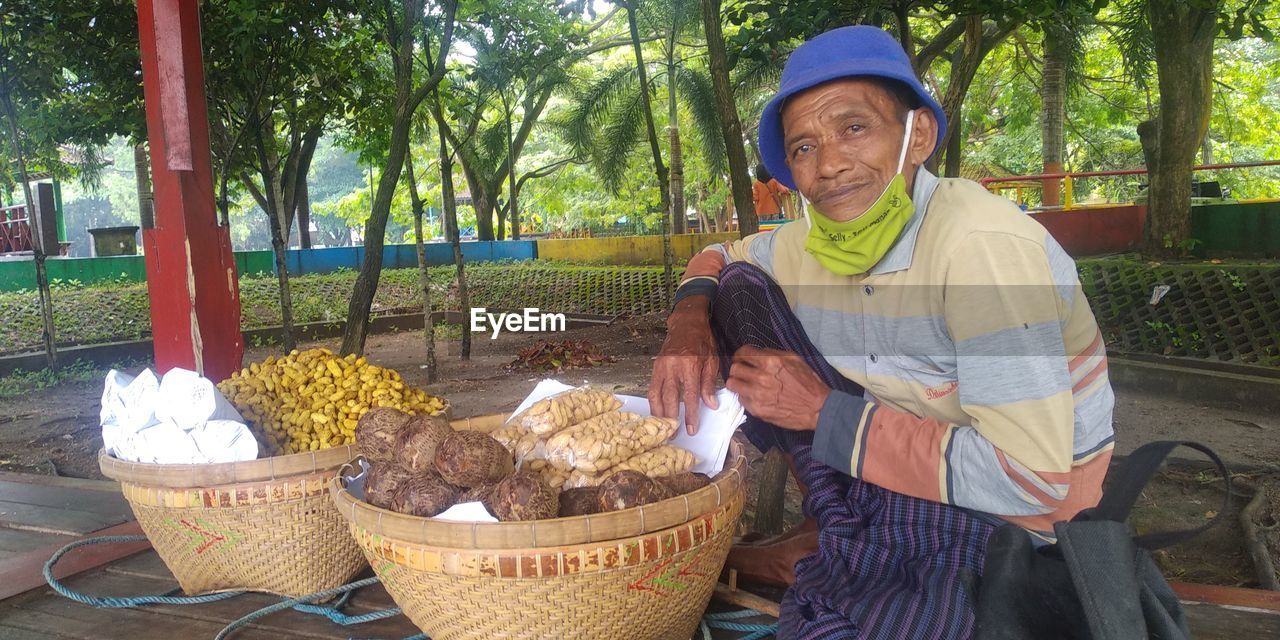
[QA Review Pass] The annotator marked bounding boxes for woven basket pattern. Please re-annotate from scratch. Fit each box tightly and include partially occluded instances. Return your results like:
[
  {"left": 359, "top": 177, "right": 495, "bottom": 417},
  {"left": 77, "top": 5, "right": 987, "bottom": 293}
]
[
  {"left": 115, "top": 470, "right": 366, "bottom": 597},
  {"left": 353, "top": 497, "right": 742, "bottom": 640}
]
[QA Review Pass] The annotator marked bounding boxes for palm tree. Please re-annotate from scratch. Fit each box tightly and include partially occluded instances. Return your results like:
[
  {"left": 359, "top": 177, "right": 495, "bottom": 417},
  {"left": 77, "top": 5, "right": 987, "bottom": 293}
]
[
  {"left": 563, "top": 0, "right": 726, "bottom": 291},
  {"left": 1039, "top": 10, "right": 1088, "bottom": 207}
]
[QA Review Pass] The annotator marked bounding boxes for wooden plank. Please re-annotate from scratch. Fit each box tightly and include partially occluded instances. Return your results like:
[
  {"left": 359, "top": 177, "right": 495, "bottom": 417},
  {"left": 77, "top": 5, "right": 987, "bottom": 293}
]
[
  {"left": 99, "top": 553, "right": 405, "bottom": 621},
  {"left": 0, "top": 601, "right": 292, "bottom": 640},
  {"left": 0, "top": 528, "right": 74, "bottom": 555},
  {"left": 712, "top": 583, "right": 781, "bottom": 618},
  {"left": 1171, "top": 581, "right": 1280, "bottom": 612},
  {"left": 1184, "top": 602, "right": 1280, "bottom": 639},
  {"left": 0, "top": 472, "right": 121, "bottom": 494},
  {"left": 0, "top": 499, "right": 131, "bottom": 536},
  {"left": 98, "top": 551, "right": 173, "bottom": 581},
  {"left": 0, "top": 521, "right": 149, "bottom": 602},
  {"left": 18, "top": 568, "right": 419, "bottom": 639},
  {"left": 0, "top": 480, "right": 131, "bottom": 516},
  {"left": 0, "top": 623, "right": 76, "bottom": 639}
]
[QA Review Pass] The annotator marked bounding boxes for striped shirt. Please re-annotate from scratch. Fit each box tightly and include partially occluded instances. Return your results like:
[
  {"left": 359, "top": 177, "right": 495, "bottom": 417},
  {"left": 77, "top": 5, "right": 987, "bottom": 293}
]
[{"left": 677, "top": 167, "right": 1115, "bottom": 538}]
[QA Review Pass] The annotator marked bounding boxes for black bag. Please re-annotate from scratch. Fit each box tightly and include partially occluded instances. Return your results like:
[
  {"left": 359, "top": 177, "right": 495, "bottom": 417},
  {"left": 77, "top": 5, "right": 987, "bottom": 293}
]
[{"left": 974, "top": 441, "right": 1230, "bottom": 640}]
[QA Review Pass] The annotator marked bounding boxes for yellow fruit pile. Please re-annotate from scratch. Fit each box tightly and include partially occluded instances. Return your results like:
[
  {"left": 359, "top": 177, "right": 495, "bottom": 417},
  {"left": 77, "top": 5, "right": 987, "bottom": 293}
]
[{"left": 217, "top": 348, "right": 448, "bottom": 457}]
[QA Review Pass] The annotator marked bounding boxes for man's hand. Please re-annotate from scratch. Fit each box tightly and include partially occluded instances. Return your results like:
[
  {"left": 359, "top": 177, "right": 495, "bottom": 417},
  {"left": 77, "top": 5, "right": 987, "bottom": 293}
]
[
  {"left": 649, "top": 296, "right": 720, "bottom": 435},
  {"left": 726, "top": 345, "right": 830, "bottom": 431}
]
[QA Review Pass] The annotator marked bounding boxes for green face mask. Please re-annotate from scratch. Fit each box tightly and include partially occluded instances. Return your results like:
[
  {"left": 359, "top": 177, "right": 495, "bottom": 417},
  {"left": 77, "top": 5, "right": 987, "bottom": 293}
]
[{"left": 803, "top": 110, "right": 916, "bottom": 276}]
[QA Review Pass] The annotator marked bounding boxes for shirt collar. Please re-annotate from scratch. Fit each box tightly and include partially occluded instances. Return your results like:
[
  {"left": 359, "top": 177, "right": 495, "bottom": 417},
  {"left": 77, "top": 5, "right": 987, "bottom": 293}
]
[{"left": 868, "top": 165, "right": 939, "bottom": 275}]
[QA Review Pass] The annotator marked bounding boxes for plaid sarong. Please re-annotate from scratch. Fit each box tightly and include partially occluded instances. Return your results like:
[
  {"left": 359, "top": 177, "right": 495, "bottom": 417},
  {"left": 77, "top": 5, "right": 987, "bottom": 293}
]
[{"left": 711, "top": 262, "right": 996, "bottom": 640}]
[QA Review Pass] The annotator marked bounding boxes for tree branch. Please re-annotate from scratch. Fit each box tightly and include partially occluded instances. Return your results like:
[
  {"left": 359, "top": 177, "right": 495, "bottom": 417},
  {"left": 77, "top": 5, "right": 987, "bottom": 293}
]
[
  {"left": 914, "top": 17, "right": 966, "bottom": 73},
  {"left": 238, "top": 171, "right": 270, "bottom": 213},
  {"left": 409, "top": 0, "right": 460, "bottom": 110}
]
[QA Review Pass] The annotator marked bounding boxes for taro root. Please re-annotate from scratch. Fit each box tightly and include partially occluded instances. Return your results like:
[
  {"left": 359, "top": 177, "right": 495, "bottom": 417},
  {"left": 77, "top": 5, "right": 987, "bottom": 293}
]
[
  {"left": 457, "top": 479, "right": 501, "bottom": 509},
  {"left": 434, "top": 430, "right": 514, "bottom": 487},
  {"left": 355, "top": 406, "right": 412, "bottom": 463},
  {"left": 655, "top": 472, "right": 712, "bottom": 496},
  {"left": 364, "top": 463, "right": 414, "bottom": 510},
  {"left": 396, "top": 415, "right": 454, "bottom": 472},
  {"left": 558, "top": 486, "right": 602, "bottom": 517},
  {"left": 597, "top": 470, "right": 673, "bottom": 512},
  {"left": 389, "top": 471, "right": 461, "bottom": 517},
  {"left": 491, "top": 472, "right": 560, "bottom": 521}
]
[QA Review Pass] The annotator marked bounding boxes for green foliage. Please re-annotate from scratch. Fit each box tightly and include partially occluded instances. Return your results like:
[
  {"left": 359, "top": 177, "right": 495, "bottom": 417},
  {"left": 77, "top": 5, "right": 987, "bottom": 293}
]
[
  {"left": 0, "top": 359, "right": 103, "bottom": 399},
  {"left": 16, "top": 0, "right": 1280, "bottom": 251}
]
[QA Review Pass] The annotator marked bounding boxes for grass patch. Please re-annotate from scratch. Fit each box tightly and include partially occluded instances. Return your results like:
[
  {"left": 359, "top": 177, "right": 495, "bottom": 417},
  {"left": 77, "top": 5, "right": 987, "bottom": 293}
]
[{"left": 0, "top": 359, "right": 105, "bottom": 398}]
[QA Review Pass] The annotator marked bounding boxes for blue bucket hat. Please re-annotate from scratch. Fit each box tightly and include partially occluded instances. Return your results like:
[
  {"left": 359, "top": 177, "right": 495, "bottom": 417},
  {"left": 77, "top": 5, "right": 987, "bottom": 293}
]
[{"left": 758, "top": 25, "right": 947, "bottom": 190}]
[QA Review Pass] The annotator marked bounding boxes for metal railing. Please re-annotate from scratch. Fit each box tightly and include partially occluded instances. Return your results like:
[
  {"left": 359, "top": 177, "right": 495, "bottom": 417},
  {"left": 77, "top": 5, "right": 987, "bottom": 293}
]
[
  {"left": 979, "top": 160, "right": 1280, "bottom": 211},
  {"left": 0, "top": 204, "right": 33, "bottom": 254}
]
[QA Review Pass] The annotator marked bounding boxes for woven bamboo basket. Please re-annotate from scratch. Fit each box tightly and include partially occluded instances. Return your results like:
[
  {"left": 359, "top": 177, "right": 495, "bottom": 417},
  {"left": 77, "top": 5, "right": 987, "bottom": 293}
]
[
  {"left": 332, "top": 413, "right": 748, "bottom": 640},
  {"left": 99, "top": 445, "right": 368, "bottom": 597}
]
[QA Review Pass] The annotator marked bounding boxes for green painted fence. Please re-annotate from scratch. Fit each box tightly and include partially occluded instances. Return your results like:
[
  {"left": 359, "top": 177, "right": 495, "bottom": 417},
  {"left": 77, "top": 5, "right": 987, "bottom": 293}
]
[
  {"left": 1191, "top": 200, "right": 1280, "bottom": 259},
  {"left": 0, "top": 250, "right": 274, "bottom": 292}
]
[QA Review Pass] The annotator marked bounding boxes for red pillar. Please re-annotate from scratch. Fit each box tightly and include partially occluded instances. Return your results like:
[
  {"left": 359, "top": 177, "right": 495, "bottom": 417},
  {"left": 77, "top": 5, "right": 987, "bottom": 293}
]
[{"left": 136, "top": 0, "right": 243, "bottom": 381}]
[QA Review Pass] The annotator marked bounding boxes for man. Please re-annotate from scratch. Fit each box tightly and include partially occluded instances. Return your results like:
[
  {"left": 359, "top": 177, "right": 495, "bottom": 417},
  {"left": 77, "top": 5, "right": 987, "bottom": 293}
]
[
  {"left": 648, "top": 26, "right": 1114, "bottom": 639},
  {"left": 752, "top": 164, "right": 793, "bottom": 219}
]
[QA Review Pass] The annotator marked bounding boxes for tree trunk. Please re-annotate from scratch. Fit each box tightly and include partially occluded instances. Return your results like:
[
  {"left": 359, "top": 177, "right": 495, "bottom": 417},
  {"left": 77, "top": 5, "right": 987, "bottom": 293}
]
[
  {"left": 668, "top": 130, "right": 686, "bottom": 235},
  {"left": 1041, "top": 25, "right": 1067, "bottom": 207},
  {"left": 937, "top": 17, "right": 1018, "bottom": 178},
  {"left": 1201, "top": 130, "right": 1213, "bottom": 165},
  {"left": 496, "top": 199, "right": 507, "bottom": 241},
  {"left": 464, "top": 165, "right": 496, "bottom": 241},
  {"left": 341, "top": 94, "right": 416, "bottom": 355},
  {"left": 504, "top": 93, "right": 520, "bottom": 241},
  {"left": 1140, "top": 1, "right": 1217, "bottom": 257},
  {"left": 297, "top": 178, "right": 313, "bottom": 248},
  {"left": 406, "top": 150, "right": 437, "bottom": 382},
  {"left": 253, "top": 115, "right": 297, "bottom": 353},
  {"left": 699, "top": 0, "right": 757, "bottom": 237},
  {"left": 626, "top": 2, "right": 674, "bottom": 302},
  {"left": 944, "top": 106, "right": 964, "bottom": 179},
  {"left": 1, "top": 84, "right": 56, "bottom": 368},
  {"left": 434, "top": 94, "right": 471, "bottom": 360},
  {"left": 893, "top": 1, "right": 915, "bottom": 64},
  {"left": 339, "top": 0, "right": 456, "bottom": 355},
  {"left": 667, "top": 39, "right": 687, "bottom": 236},
  {"left": 134, "top": 144, "right": 155, "bottom": 229}
]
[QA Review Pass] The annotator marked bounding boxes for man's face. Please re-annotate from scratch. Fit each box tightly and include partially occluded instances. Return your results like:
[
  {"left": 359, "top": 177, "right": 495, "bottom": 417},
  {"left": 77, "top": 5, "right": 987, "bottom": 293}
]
[{"left": 781, "top": 77, "right": 933, "bottom": 222}]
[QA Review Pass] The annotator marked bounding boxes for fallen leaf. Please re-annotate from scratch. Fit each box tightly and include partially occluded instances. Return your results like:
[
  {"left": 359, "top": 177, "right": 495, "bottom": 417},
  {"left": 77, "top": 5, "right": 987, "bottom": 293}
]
[{"left": 1204, "top": 511, "right": 1218, "bottom": 519}]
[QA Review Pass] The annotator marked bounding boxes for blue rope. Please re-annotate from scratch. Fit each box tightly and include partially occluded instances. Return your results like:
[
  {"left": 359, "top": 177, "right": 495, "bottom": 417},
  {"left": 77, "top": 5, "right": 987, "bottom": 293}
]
[
  {"left": 45, "top": 535, "right": 424, "bottom": 639},
  {"left": 705, "top": 609, "right": 766, "bottom": 621},
  {"left": 212, "top": 576, "right": 386, "bottom": 640},
  {"left": 49, "top": 535, "right": 773, "bottom": 640},
  {"left": 701, "top": 607, "right": 778, "bottom": 639},
  {"left": 43, "top": 536, "right": 243, "bottom": 607}
]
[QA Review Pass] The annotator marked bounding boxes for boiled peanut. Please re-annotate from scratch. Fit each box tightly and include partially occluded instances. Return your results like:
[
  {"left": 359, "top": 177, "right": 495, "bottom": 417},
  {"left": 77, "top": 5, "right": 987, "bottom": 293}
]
[{"left": 513, "top": 387, "right": 623, "bottom": 437}]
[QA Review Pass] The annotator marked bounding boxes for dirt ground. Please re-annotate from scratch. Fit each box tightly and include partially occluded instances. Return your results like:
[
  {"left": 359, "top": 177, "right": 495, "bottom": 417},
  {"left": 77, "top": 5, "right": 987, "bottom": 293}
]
[{"left": 1, "top": 316, "right": 1276, "bottom": 587}]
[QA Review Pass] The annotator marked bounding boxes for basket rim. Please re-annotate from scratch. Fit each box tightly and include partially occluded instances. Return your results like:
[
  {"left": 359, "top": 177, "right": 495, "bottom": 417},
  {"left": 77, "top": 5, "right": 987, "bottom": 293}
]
[
  {"left": 331, "top": 439, "right": 747, "bottom": 550},
  {"left": 98, "top": 445, "right": 357, "bottom": 488},
  {"left": 350, "top": 492, "right": 742, "bottom": 579}
]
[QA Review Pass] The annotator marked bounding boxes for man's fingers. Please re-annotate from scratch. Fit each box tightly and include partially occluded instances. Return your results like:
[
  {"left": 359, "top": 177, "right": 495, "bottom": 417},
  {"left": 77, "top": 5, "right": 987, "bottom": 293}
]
[
  {"left": 700, "top": 359, "right": 720, "bottom": 410},
  {"left": 657, "top": 373, "right": 679, "bottom": 423},
  {"left": 647, "top": 365, "right": 667, "bottom": 416},
  {"left": 682, "top": 383, "right": 701, "bottom": 436},
  {"left": 729, "top": 359, "right": 768, "bottom": 387}
]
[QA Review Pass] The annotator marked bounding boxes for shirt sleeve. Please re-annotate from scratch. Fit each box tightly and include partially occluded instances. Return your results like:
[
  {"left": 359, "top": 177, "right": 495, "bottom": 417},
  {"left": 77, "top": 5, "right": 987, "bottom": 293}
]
[
  {"left": 672, "top": 231, "right": 779, "bottom": 305},
  {"left": 811, "top": 231, "right": 1079, "bottom": 520}
]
